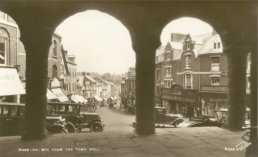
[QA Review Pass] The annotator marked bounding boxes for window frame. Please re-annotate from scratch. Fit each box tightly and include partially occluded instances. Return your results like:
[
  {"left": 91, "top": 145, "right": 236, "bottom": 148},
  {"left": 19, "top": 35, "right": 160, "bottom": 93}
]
[
  {"left": 211, "top": 77, "right": 220, "bottom": 85},
  {"left": 184, "top": 74, "right": 193, "bottom": 89},
  {"left": 185, "top": 55, "right": 192, "bottom": 69},
  {"left": 0, "top": 37, "right": 7, "bottom": 65},
  {"left": 165, "top": 67, "right": 172, "bottom": 77}
]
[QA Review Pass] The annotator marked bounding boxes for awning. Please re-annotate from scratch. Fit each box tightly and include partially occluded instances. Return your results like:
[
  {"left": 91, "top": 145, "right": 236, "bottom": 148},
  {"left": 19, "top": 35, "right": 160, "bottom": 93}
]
[
  {"left": 71, "top": 95, "right": 80, "bottom": 103},
  {"left": 94, "top": 95, "right": 103, "bottom": 102},
  {"left": 71, "top": 95, "right": 88, "bottom": 104},
  {"left": 47, "top": 89, "right": 58, "bottom": 100},
  {"left": 0, "top": 67, "right": 25, "bottom": 96},
  {"left": 78, "top": 95, "right": 87, "bottom": 104},
  {"left": 51, "top": 88, "right": 69, "bottom": 102}
]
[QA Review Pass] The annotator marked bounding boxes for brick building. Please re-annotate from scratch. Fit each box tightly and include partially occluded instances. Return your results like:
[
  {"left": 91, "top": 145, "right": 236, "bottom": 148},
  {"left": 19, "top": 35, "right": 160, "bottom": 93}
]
[
  {"left": 155, "top": 30, "right": 251, "bottom": 117},
  {"left": 0, "top": 11, "right": 20, "bottom": 69},
  {"left": 155, "top": 31, "right": 228, "bottom": 117}
]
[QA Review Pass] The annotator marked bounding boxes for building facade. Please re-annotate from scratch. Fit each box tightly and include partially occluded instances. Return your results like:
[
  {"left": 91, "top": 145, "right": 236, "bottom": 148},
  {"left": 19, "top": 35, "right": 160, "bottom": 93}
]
[
  {"left": 0, "top": 11, "right": 20, "bottom": 69},
  {"left": 120, "top": 67, "right": 136, "bottom": 114},
  {"left": 155, "top": 31, "right": 224, "bottom": 116},
  {"left": 155, "top": 31, "right": 251, "bottom": 117},
  {"left": 60, "top": 47, "right": 77, "bottom": 95}
]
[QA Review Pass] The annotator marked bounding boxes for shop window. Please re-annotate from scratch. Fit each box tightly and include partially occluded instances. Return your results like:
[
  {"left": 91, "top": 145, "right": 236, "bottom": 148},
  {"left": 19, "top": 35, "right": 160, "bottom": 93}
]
[
  {"left": 0, "top": 37, "right": 6, "bottom": 65},
  {"left": 211, "top": 77, "right": 220, "bottom": 85}
]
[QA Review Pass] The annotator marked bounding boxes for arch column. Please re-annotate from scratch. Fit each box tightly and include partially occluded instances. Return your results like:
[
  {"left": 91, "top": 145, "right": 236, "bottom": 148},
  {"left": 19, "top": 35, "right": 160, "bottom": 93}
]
[
  {"left": 225, "top": 49, "right": 247, "bottom": 130},
  {"left": 248, "top": 46, "right": 257, "bottom": 157},
  {"left": 20, "top": 27, "right": 53, "bottom": 140},
  {"left": 133, "top": 32, "right": 161, "bottom": 135}
]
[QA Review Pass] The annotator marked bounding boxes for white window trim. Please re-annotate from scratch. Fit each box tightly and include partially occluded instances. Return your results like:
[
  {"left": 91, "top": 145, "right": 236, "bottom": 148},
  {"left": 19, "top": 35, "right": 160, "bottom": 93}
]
[
  {"left": 184, "top": 74, "right": 193, "bottom": 89},
  {"left": 185, "top": 55, "right": 191, "bottom": 69},
  {"left": 186, "top": 43, "right": 190, "bottom": 50},
  {"left": 165, "top": 67, "right": 172, "bottom": 77},
  {"left": 0, "top": 37, "right": 6, "bottom": 66},
  {"left": 165, "top": 80, "right": 172, "bottom": 88}
]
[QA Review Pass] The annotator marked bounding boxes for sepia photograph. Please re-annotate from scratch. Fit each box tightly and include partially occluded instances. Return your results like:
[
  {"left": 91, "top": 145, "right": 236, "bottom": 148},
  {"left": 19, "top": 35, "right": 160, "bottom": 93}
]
[{"left": 0, "top": 0, "right": 257, "bottom": 157}]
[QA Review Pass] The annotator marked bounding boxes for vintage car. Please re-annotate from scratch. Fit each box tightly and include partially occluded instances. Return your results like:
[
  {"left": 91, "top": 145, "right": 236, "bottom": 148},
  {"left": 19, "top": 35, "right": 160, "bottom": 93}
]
[
  {"left": 0, "top": 102, "right": 25, "bottom": 136},
  {"left": 46, "top": 115, "right": 76, "bottom": 133},
  {"left": 154, "top": 107, "right": 184, "bottom": 127},
  {"left": 47, "top": 102, "right": 104, "bottom": 132},
  {"left": 187, "top": 108, "right": 250, "bottom": 128},
  {"left": 0, "top": 102, "right": 71, "bottom": 136},
  {"left": 132, "top": 107, "right": 184, "bottom": 128}
]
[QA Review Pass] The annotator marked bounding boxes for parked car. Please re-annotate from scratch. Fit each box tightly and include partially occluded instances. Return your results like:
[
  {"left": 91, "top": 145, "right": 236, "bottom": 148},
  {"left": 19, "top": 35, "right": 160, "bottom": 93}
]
[
  {"left": 46, "top": 115, "right": 76, "bottom": 134},
  {"left": 187, "top": 116, "right": 223, "bottom": 127},
  {"left": 187, "top": 108, "right": 250, "bottom": 128},
  {"left": 154, "top": 107, "right": 184, "bottom": 127},
  {"left": 0, "top": 102, "right": 25, "bottom": 136},
  {"left": 132, "top": 107, "right": 184, "bottom": 128},
  {"left": 0, "top": 102, "right": 71, "bottom": 136},
  {"left": 47, "top": 102, "right": 104, "bottom": 132}
]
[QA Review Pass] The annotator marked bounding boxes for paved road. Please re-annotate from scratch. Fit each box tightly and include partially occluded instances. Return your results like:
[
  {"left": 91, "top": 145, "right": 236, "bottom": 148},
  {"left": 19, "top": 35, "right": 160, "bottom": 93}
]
[
  {"left": 94, "top": 105, "right": 190, "bottom": 134},
  {"left": 96, "top": 105, "right": 136, "bottom": 132}
]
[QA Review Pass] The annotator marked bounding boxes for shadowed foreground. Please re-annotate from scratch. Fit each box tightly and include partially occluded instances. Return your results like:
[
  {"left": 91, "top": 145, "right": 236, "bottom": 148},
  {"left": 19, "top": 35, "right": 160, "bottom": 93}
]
[{"left": 0, "top": 127, "right": 246, "bottom": 157}]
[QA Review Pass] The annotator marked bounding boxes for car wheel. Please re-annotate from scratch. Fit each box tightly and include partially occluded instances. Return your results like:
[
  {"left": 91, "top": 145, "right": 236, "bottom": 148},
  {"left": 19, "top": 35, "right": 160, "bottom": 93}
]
[
  {"left": 65, "top": 122, "right": 76, "bottom": 133},
  {"left": 90, "top": 122, "right": 103, "bottom": 132}
]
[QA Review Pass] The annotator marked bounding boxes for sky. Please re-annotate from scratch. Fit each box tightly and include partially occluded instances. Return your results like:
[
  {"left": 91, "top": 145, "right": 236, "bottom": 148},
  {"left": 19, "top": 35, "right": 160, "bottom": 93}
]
[{"left": 55, "top": 10, "right": 213, "bottom": 74}]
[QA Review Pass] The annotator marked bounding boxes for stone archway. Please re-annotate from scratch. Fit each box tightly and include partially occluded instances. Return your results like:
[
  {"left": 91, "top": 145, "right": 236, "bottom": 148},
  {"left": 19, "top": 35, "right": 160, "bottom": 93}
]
[{"left": 0, "top": 4, "right": 256, "bottom": 156}]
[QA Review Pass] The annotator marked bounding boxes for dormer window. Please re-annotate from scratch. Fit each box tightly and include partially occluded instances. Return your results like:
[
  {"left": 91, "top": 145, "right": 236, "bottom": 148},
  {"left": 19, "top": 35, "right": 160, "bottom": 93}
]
[
  {"left": 214, "top": 43, "right": 216, "bottom": 49},
  {"left": 217, "top": 42, "right": 220, "bottom": 49},
  {"left": 165, "top": 52, "right": 170, "bottom": 61},
  {"left": 185, "top": 55, "right": 191, "bottom": 69},
  {"left": 186, "top": 43, "right": 190, "bottom": 50}
]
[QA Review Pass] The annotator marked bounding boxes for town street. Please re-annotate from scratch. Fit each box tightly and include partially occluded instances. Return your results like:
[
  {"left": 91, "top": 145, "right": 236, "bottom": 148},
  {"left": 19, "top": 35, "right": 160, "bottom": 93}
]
[
  {"left": 94, "top": 105, "right": 188, "bottom": 134},
  {"left": 96, "top": 105, "right": 136, "bottom": 132}
]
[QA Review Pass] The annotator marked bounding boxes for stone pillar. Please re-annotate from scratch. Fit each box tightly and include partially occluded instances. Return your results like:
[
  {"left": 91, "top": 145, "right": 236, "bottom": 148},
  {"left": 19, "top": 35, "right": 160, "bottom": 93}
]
[
  {"left": 20, "top": 27, "right": 53, "bottom": 140},
  {"left": 248, "top": 48, "right": 257, "bottom": 157},
  {"left": 133, "top": 34, "right": 160, "bottom": 135},
  {"left": 225, "top": 51, "right": 247, "bottom": 130}
]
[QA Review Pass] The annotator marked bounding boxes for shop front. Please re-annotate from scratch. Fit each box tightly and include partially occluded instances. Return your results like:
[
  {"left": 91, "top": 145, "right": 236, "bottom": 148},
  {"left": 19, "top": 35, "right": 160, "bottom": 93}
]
[
  {"left": 161, "top": 84, "right": 199, "bottom": 117},
  {"left": 200, "top": 85, "right": 228, "bottom": 117},
  {"left": 0, "top": 67, "right": 25, "bottom": 103}
]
